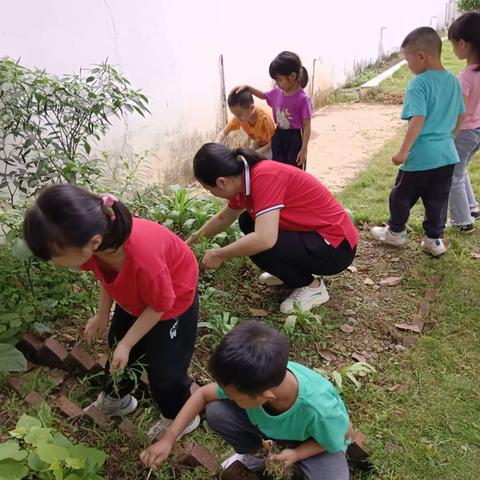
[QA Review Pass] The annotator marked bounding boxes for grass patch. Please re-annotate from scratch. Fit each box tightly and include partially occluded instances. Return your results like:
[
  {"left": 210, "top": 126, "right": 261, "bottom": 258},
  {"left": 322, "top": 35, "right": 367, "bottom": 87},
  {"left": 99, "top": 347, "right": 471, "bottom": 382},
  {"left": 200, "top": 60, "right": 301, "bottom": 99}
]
[{"left": 338, "top": 137, "right": 480, "bottom": 480}]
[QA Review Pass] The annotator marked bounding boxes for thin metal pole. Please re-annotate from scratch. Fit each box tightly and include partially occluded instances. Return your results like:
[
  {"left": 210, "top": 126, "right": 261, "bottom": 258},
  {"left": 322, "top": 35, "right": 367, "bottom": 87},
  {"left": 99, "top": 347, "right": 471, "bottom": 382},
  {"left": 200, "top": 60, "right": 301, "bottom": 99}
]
[{"left": 218, "top": 54, "right": 228, "bottom": 130}]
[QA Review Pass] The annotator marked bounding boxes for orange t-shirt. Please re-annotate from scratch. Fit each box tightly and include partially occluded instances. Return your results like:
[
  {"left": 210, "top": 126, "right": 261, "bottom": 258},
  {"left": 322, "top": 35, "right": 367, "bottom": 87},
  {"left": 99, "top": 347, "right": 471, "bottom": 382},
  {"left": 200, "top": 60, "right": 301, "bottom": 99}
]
[{"left": 225, "top": 106, "right": 275, "bottom": 146}]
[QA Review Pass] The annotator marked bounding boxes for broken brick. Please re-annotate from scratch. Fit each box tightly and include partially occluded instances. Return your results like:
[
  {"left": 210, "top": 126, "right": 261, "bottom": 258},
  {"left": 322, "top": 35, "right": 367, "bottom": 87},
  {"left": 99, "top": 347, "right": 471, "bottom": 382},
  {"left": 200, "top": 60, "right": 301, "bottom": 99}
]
[
  {"left": 351, "top": 430, "right": 366, "bottom": 448},
  {"left": 84, "top": 405, "right": 109, "bottom": 428},
  {"left": 25, "top": 391, "right": 43, "bottom": 409},
  {"left": 66, "top": 346, "right": 96, "bottom": 373},
  {"left": 38, "top": 338, "right": 68, "bottom": 369},
  {"left": 119, "top": 419, "right": 137, "bottom": 439},
  {"left": 428, "top": 274, "right": 443, "bottom": 286},
  {"left": 7, "top": 375, "right": 24, "bottom": 394},
  {"left": 60, "top": 376, "right": 78, "bottom": 395},
  {"left": 418, "top": 301, "right": 431, "bottom": 317},
  {"left": 54, "top": 395, "right": 85, "bottom": 419},
  {"left": 180, "top": 443, "right": 219, "bottom": 474},
  {"left": 221, "top": 461, "right": 260, "bottom": 480},
  {"left": 16, "top": 333, "right": 44, "bottom": 360},
  {"left": 402, "top": 336, "right": 416, "bottom": 348},
  {"left": 424, "top": 288, "right": 437, "bottom": 301}
]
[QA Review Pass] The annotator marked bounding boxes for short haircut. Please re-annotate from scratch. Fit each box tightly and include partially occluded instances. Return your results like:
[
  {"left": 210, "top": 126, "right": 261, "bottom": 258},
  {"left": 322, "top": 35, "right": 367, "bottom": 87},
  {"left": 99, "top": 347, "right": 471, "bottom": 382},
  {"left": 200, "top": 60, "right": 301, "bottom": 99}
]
[
  {"left": 401, "top": 27, "right": 442, "bottom": 57},
  {"left": 227, "top": 89, "right": 254, "bottom": 109},
  {"left": 208, "top": 320, "right": 289, "bottom": 395}
]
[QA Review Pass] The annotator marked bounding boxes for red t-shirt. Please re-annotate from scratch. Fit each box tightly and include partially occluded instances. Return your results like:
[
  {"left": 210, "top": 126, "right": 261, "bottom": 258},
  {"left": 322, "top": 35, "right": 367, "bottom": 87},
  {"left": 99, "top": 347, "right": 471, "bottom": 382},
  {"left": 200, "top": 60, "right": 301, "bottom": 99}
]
[
  {"left": 228, "top": 160, "right": 359, "bottom": 249},
  {"left": 81, "top": 218, "right": 199, "bottom": 319}
]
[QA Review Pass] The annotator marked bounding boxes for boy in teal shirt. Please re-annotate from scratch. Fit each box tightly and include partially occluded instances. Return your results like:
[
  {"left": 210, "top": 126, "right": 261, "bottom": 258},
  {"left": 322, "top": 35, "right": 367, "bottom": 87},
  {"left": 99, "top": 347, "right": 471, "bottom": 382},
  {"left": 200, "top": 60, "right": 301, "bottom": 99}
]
[
  {"left": 140, "top": 320, "right": 352, "bottom": 479},
  {"left": 371, "top": 27, "right": 465, "bottom": 256}
]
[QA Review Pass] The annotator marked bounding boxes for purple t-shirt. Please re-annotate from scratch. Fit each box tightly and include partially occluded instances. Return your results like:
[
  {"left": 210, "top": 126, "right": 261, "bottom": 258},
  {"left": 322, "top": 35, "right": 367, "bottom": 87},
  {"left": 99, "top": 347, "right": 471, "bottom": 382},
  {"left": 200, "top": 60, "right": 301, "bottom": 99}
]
[{"left": 264, "top": 87, "right": 313, "bottom": 130}]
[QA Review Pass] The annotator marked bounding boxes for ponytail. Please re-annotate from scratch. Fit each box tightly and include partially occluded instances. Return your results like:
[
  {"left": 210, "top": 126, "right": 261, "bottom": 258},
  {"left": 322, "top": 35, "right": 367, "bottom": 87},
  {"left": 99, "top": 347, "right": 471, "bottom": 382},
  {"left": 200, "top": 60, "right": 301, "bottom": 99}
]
[
  {"left": 23, "top": 184, "right": 132, "bottom": 261},
  {"left": 269, "top": 51, "right": 308, "bottom": 88},
  {"left": 193, "top": 143, "right": 265, "bottom": 187},
  {"left": 299, "top": 66, "right": 309, "bottom": 89}
]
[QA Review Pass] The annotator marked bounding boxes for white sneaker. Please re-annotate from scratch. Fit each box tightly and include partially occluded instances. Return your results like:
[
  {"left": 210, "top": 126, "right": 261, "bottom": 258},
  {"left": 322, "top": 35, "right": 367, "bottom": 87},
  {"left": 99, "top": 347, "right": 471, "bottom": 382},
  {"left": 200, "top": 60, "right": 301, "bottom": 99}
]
[
  {"left": 86, "top": 392, "right": 138, "bottom": 417},
  {"left": 259, "top": 272, "right": 284, "bottom": 286},
  {"left": 147, "top": 414, "right": 201, "bottom": 441},
  {"left": 421, "top": 237, "right": 446, "bottom": 257},
  {"left": 280, "top": 279, "right": 330, "bottom": 314},
  {"left": 370, "top": 226, "right": 407, "bottom": 247},
  {"left": 221, "top": 453, "right": 266, "bottom": 471}
]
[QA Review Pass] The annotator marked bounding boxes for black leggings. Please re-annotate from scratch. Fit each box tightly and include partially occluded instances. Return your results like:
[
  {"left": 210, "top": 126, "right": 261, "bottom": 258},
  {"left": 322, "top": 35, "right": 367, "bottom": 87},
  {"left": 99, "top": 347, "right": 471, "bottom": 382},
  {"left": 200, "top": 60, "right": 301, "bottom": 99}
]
[
  {"left": 105, "top": 294, "right": 198, "bottom": 418},
  {"left": 239, "top": 213, "right": 356, "bottom": 288},
  {"left": 271, "top": 128, "right": 304, "bottom": 169}
]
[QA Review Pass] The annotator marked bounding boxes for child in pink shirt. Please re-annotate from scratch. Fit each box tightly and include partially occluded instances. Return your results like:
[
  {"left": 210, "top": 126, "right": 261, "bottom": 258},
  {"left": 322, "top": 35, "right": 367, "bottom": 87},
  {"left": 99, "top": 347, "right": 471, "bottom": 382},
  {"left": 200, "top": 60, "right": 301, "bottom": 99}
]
[{"left": 448, "top": 12, "right": 480, "bottom": 231}]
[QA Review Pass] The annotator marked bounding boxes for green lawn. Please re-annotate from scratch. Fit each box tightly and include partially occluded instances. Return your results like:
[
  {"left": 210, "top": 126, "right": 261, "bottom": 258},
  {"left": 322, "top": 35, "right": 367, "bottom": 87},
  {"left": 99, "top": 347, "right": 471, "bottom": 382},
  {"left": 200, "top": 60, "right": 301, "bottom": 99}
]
[
  {"left": 380, "top": 41, "right": 465, "bottom": 94},
  {"left": 337, "top": 137, "right": 480, "bottom": 480}
]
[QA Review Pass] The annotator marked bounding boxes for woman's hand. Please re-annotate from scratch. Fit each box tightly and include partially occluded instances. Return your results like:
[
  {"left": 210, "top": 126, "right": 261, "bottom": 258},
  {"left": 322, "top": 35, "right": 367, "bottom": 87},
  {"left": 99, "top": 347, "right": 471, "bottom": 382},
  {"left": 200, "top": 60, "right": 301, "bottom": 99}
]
[
  {"left": 84, "top": 313, "right": 109, "bottom": 346},
  {"left": 268, "top": 448, "right": 299, "bottom": 466},
  {"left": 110, "top": 341, "right": 131, "bottom": 373},
  {"left": 201, "top": 248, "right": 225, "bottom": 270},
  {"left": 139, "top": 437, "right": 174, "bottom": 468}
]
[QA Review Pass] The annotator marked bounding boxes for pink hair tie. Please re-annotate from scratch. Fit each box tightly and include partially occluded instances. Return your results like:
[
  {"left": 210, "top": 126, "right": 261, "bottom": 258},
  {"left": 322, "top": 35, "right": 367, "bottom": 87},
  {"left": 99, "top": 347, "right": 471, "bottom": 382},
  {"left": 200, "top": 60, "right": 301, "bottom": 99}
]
[{"left": 102, "top": 193, "right": 118, "bottom": 220}]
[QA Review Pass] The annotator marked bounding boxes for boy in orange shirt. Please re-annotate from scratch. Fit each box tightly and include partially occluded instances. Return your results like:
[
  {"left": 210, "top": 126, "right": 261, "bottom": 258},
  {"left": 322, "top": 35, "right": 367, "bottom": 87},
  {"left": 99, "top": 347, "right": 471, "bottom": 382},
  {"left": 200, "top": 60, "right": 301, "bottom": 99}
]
[{"left": 215, "top": 89, "right": 275, "bottom": 158}]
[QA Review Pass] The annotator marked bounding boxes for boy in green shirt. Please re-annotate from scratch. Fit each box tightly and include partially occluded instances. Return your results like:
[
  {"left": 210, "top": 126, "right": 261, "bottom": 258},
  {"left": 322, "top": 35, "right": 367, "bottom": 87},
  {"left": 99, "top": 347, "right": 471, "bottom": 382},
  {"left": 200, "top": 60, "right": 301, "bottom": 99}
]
[{"left": 140, "top": 320, "right": 352, "bottom": 479}]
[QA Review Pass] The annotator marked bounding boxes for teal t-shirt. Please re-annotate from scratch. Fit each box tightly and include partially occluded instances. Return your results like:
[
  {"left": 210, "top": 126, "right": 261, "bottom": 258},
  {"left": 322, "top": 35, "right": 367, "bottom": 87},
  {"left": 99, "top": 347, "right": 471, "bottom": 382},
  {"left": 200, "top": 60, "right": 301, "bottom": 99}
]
[
  {"left": 216, "top": 361, "right": 350, "bottom": 452},
  {"left": 400, "top": 70, "right": 465, "bottom": 171}
]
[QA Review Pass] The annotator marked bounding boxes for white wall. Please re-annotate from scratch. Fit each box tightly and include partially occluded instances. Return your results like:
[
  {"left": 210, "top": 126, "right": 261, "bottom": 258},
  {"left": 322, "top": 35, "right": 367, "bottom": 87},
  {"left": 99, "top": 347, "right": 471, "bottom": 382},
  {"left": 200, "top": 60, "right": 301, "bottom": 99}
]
[{"left": 0, "top": 0, "right": 452, "bottom": 177}]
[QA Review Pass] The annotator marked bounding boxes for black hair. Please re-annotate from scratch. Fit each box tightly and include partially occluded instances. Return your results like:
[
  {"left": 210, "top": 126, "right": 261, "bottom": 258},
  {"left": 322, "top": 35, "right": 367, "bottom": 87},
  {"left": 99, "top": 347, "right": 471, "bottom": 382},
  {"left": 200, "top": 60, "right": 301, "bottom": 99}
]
[
  {"left": 208, "top": 320, "right": 289, "bottom": 395},
  {"left": 193, "top": 143, "right": 265, "bottom": 187},
  {"left": 269, "top": 51, "right": 308, "bottom": 89},
  {"left": 401, "top": 27, "right": 442, "bottom": 56},
  {"left": 227, "top": 89, "right": 254, "bottom": 109},
  {"left": 23, "top": 184, "right": 132, "bottom": 261},
  {"left": 448, "top": 12, "right": 480, "bottom": 71}
]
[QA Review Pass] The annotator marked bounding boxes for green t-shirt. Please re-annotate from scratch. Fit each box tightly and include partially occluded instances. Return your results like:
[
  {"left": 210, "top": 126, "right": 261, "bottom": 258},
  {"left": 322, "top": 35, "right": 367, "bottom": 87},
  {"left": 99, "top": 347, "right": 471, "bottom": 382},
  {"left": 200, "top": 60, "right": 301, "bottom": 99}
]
[
  {"left": 216, "top": 361, "right": 350, "bottom": 452},
  {"left": 400, "top": 69, "right": 465, "bottom": 172}
]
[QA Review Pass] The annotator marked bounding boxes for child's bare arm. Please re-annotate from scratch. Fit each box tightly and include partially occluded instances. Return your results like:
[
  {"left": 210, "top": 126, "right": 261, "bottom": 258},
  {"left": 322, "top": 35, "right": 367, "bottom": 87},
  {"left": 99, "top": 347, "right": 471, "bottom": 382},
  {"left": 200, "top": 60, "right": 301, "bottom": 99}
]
[
  {"left": 140, "top": 384, "right": 220, "bottom": 468},
  {"left": 236, "top": 85, "right": 266, "bottom": 100},
  {"left": 215, "top": 128, "right": 228, "bottom": 144},
  {"left": 453, "top": 112, "right": 465, "bottom": 138},
  {"left": 297, "top": 118, "right": 311, "bottom": 166},
  {"left": 392, "top": 115, "right": 425, "bottom": 165},
  {"left": 84, "top": 285, "right": 113, "bottom": 345}
]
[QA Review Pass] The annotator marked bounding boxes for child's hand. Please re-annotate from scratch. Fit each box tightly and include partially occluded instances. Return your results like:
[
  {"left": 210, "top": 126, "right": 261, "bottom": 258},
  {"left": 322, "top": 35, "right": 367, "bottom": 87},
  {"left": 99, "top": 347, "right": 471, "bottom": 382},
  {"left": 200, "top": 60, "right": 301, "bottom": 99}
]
[
  {"left": 84, "top": 313, "right": 109, "bottom": 346},
  {"left": 110, "top": 341, "right": 131, "bottom": 372},
  {"left": 235, "top": 85, "right": 248, "bottom": 94},
  {"left": 392, "top": 150, "right": 408, "bottom": 166},
  {"left": 201, "top": 248, "right": 225, "bottom": 270},
  {"left": 296, "top": 148, "right": 307, "bottom": 167},
  {"left": 268, "top": 448, "right": 299, "bottom": 466},
  {"left": 140, "top": 438, "right": 173, "bottom": 468}
]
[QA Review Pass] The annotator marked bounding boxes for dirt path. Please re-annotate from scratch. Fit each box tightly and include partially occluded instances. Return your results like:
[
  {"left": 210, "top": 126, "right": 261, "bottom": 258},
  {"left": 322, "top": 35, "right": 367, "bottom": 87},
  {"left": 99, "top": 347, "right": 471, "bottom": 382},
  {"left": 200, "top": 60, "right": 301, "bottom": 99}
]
[{"left": 307, "top": 103, "right": 403, "bottom": 191}]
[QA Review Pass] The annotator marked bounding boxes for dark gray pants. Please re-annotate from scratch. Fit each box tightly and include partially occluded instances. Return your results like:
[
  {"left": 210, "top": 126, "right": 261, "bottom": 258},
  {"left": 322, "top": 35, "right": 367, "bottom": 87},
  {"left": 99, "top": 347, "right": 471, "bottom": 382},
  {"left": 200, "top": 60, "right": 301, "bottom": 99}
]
[
  {"left": 206, "top": 399, "right": 349, "bottom": 480},
  {"left": 388, "top": 164, "right": 455, "bottom": 238}
]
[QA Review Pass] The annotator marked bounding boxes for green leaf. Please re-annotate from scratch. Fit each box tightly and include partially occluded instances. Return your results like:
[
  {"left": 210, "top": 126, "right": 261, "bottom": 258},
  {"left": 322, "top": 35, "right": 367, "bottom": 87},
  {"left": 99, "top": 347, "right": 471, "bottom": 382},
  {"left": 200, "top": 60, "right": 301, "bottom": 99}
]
[
  {"left": 65, "top": 456, "right": 84, "bottom": 469},
  {"left": 83, "top": 140, "right": 91, "bottom": 155},
  {"left": 11, "top": 239, "right": 32, "bottom": 261},
  {"left": 69, "top": 445, "right": 107, "bottom": 471},
  {"left": 16, "top": 415, "right": 41, "bottom": 432},
  {"left": 37, "top": 442, "right": 69, "bottom": 464},
  {"left": 0, "top": 344, "right": 27, "bottom": 373},
  {"left": 24, "top": 427, "right": 53, "bottom": 445},
  {"left": 0, "top": 460, "right": 28, "bottom": 480},
  {"left": 28, "top": 452, "right": 48, "bottom": 472},
  {"left": 85, "top": 76, "right": 95, "bottom": 83},
  {"left": 0, "top": 442, "right": 27, "bottom": 462}
]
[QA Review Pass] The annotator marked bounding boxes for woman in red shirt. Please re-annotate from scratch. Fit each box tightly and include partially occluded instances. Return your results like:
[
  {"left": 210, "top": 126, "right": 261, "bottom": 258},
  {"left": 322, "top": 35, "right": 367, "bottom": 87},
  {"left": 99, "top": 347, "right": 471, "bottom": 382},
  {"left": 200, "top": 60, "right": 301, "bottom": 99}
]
[
  {"left": 188, "top": 143, "right": 359, "bottom": 313},
  {"left": 23, "top": 184, "right": 200, "bottom": 440}
]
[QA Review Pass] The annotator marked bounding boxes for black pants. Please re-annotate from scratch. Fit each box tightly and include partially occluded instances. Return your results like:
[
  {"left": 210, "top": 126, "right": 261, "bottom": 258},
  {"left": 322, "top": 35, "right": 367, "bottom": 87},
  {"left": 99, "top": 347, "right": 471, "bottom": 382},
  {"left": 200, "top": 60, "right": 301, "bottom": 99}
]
[
  {"left": 105, "top": 294, "right": 199, "bottom": 418},
  {"left": 271, "top": 128, "right": 304, "bottom": 169},
  {"left": 239, "top": 213, "right": 356, "bottom": 288},
  {"left": 388, "top": 164, "right": 455, "bottom": 238}
]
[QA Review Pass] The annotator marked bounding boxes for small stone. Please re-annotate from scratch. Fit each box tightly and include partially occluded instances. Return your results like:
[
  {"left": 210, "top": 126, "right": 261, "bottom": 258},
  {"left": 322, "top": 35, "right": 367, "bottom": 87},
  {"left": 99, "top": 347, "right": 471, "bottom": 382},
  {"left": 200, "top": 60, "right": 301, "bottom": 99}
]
[
  {"left": 248, "top": 308, "right": 269, "bottom": 317},
  {"left": 363, "top": 278, "right": 375, "bottom": 286},
  {"left": 339, "top": 324, "right": 354, "bottom": 334},
  {"left": 424, "top": 288, "right": 437, "bottom": 301},
  {"left": 347, "top": 266, "right": 358, "bottom": 273},
  {"left": 318, "top": 350, "right": 337, "bottom": 363},
  {"left": 418, "top": 301, "right": 430, "bottom": 317},
  {"left": 351, "top": 352, "right": 367, "bottom": 363},
  {"left": 379, "top": 276, "right": 403, "bottom": 287},
  {"left": 390, "top": 257, "right": 400, "bottom": 262},
  {"left": 428, "top": 274, "right": 443, "bottom": 286}
]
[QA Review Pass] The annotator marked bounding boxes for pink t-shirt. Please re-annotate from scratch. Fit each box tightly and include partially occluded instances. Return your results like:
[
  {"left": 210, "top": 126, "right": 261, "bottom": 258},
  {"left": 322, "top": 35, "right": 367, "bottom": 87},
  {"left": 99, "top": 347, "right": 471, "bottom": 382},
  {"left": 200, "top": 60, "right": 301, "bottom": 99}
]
[
  {"left": 264, "top": 87, "right": 312, "bottom": 130},
  {"left": 459, "top": 65, "right": 480, "bottom": 130}
]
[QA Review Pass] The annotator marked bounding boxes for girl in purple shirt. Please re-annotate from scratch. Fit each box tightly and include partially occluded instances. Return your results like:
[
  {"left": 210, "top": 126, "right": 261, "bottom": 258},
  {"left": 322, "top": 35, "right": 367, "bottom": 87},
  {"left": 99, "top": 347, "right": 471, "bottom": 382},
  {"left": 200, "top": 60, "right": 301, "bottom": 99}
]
[{"left": 237, "top": 51, "right": 313, "bottom": 169}]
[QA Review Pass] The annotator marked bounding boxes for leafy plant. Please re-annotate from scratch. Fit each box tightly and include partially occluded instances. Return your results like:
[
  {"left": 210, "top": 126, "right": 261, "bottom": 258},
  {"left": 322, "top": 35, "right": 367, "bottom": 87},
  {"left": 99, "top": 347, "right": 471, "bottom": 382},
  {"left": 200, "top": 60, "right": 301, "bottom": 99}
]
[
  {"left": 458, "top": 0, "right": 480, "bottom": 12},
  {"left": 198, "top": 312, "right": 240, "bottom": 343},
  {"left": 0, "top": 58, "right": 149, "bottom": 203},
  {"left": 0, "top": 343, "right": 27, "bottom": 374},
  {"left": 0, "top": 414, "right": 108, "bottom": 479},
  {"left": 282, "top": 304, "right": 326, "bottom": 339},
  {"left": 316, "top": 362, "right": 378, "bottom": 393}
]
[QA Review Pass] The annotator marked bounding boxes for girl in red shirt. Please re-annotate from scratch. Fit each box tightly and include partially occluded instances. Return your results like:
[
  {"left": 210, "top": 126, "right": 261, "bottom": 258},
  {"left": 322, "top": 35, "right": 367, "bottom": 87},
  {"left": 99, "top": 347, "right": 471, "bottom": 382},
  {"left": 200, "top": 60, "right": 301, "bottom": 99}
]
[
  {"left": 187, "top": 143, "right": 359, "bottom": 313},
  {"left": 23, "top": 184, "right": 200, "bottom": 440}
]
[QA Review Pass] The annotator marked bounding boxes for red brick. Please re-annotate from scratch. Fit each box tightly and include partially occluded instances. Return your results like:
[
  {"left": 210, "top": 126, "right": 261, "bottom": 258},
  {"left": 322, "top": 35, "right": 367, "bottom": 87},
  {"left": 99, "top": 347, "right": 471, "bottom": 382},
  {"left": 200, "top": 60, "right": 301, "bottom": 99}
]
[
  {"left": 428, "top": 274, "right": 443, "bottom": 286},
  {"left": 351, "top": 430, "right": 366, "bottom": 448},
  {"left": 16, "top": 333, "right": 44, "bottom": 360},
  {"left": 60, "top": 376, "right": 78, "bottom": 395},
  {"left": 180, "top": 443, "right": 219, "bottom": 474},
  {"left": 7, "top": 375, "right": 24, "bottom": 394},
  {"left": 25, "top": 391, "right": 43, "bottom": 409},
  {"left": 84, "top": 405, "right": 109, "bottom": 428},
  {"left": 418, "top": 301, "right": 431, "bottom": 317},
  {"left": 38, "top": 338, "right": 68, "bottom": 369},
  {"left": 402, "top": 335, "right": 416, "bottom": 348},
  {"left": 54, "top": 395, "right": 85, "bottom": 419},
  {"left": 119, "top": 419, "right": 137, "bottom": 439},
  {"left": 221, "top": 461, "right": 260, "bottom": 480},
  {"left": 424, "top": 288, "right": 437, "bottom": 301},
  {"left": 66, "top": 346, "right": 96, "bottom": 373}
]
